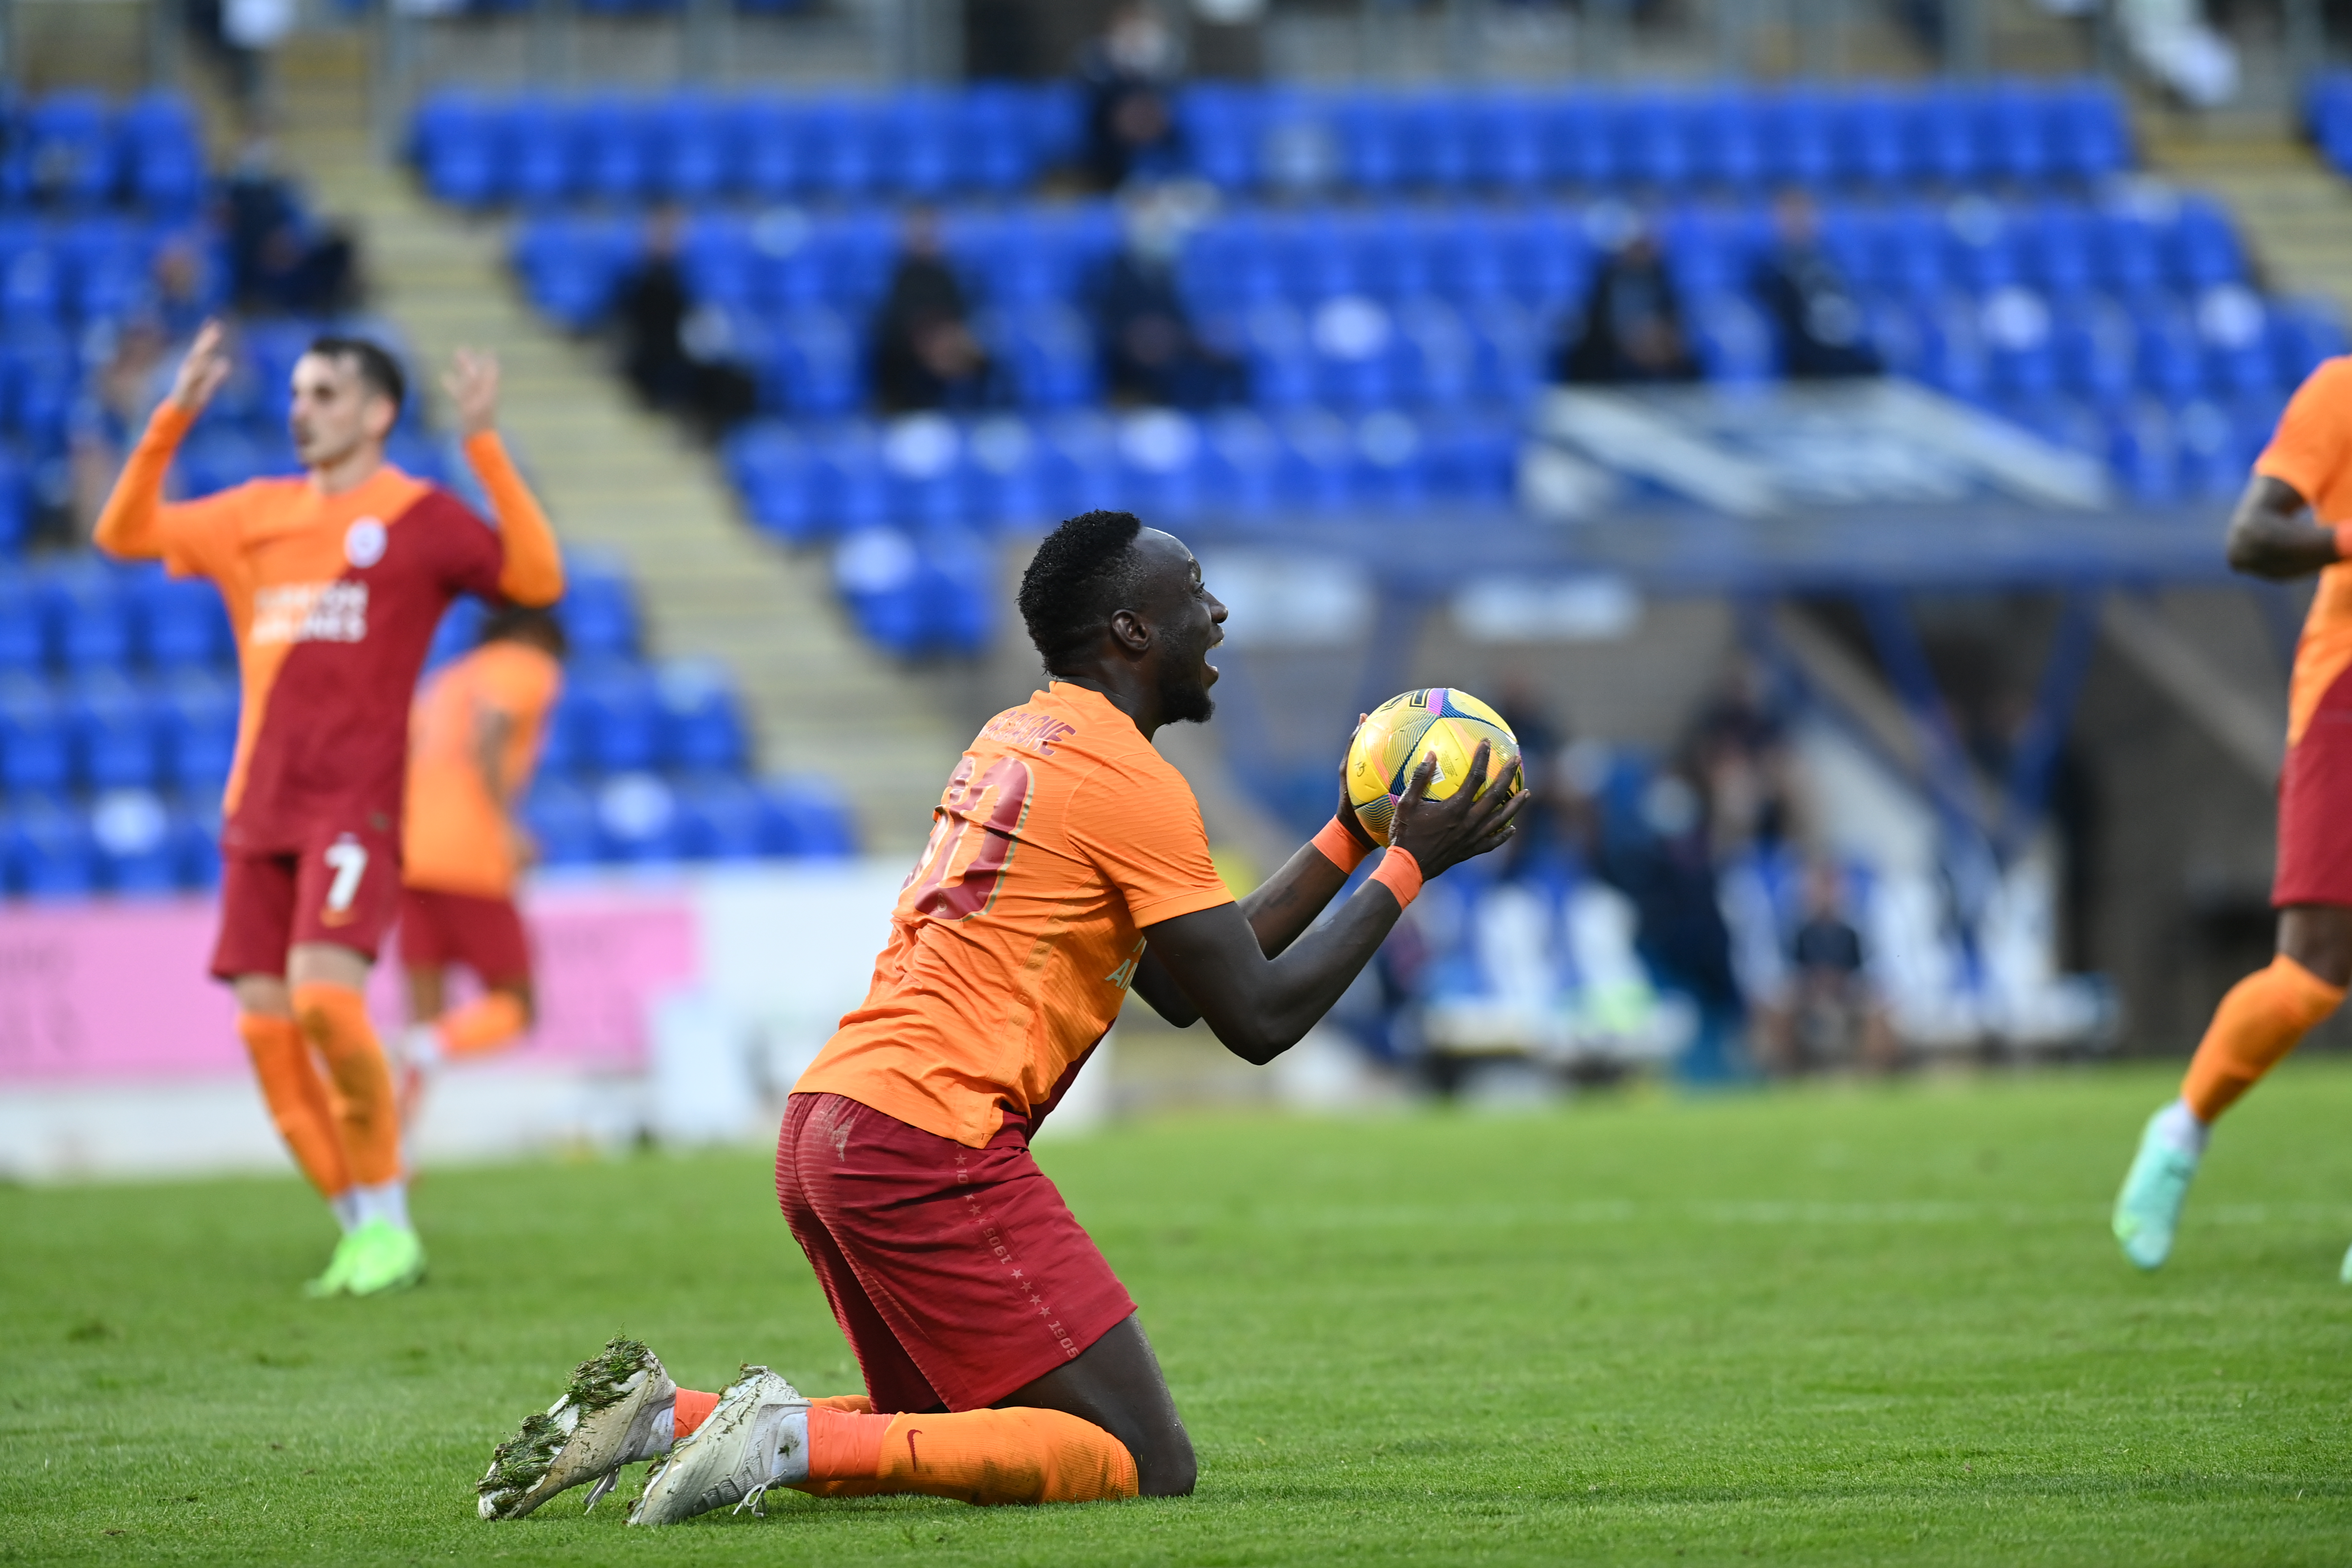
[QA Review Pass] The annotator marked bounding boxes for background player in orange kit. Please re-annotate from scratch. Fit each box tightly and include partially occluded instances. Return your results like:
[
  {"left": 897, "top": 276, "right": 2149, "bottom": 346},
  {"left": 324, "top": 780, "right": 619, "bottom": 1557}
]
[
  {"left": 475, "top": 511, "right": 1524, "bottom": 1524},
  {"left": 2114, "top": 355, "right": 2352, "bottom": 1278},
  {"left": 93, "top": 321, "right": 564, "bottom": 1297},
  {"left": 392, "top": 605, "right": 566, "bottom": 1128}
]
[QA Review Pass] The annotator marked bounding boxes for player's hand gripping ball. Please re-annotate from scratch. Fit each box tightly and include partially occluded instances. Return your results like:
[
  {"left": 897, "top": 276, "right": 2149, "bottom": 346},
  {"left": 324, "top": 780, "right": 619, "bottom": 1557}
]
[{"left": 1345, "top": 688, "right": 1522, "bottom": 847}]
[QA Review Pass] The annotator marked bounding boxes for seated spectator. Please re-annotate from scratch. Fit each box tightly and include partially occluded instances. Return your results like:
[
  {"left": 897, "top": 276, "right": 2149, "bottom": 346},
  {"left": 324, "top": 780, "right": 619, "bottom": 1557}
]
[
  {"left": 1075, "top": 0, "right": 1184, "bottom": 191},
  {"left": 871, "top": 209, "right": 1001, "bottom": 414},
  {"left": 1594, "top": 763, "right": 1748, "bottom": 1081},
  {"left": 69, "top": 312, "right": 174, "bottom": 542},
  {"left": 1557, "top": 226, "right": 1699, "bottom": 385},
  {"left": 613, "top": 207, "right": 760, "bottom": 440},
  {"left": 1094, "top": 184, "right": 1244, "bottom": 409},
  {"left": 223, "top": 139, "right": 357, "bottom": 316},
  {"left": 1752, "top": 191, "right": 1881, "bottom": 380},
  {"left": 150, "top": 237, "right": 217, "bottom": 341},
  {"left": 1758, "top": 863, "right": 1897, "bottom": 1075}
]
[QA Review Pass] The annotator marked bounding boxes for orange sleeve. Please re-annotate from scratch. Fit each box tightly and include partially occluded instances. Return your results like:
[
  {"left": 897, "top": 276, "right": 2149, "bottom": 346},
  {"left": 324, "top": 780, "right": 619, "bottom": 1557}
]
[
  {"left": 1068, "top": 755, "right": 1236, "bottom": 928},
  {"left": 2255, "top": 358, "right": 2352, "bottom": 514},
  {"left": 91, "top": 403, "right": 246, "bottom": 578},
  {"left": 463, "top": 430, "right": 565, "bottom": 607}
]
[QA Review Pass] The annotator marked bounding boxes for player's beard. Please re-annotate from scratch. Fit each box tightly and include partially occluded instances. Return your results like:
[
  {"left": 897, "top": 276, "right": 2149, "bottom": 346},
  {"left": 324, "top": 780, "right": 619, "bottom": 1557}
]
[{"left": 1157, "top": 631, "right": 1216, "bottom": 727}]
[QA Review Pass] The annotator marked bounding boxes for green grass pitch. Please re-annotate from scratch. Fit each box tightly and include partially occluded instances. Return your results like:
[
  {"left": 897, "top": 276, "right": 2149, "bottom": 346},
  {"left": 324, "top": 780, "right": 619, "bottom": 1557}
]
[{"left": 5, "top": 1062, "right": 2351, "bottom": 1565}]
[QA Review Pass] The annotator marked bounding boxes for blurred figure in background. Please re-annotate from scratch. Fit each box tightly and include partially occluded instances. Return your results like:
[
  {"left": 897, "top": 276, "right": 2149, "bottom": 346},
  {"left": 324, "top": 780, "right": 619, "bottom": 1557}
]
[
  {"left": 613, "top": 208, "right": 759, "bottom": 441},
  {"left": 69, "top": 312, "right": 175, "bottom": 542},
  {"left": 1558, "top": 226, "right": 1698, "bottom": 385},
  {"left": 1595, "top": 764, "right": 1748, "bottom": 1081},
  {"left": 1095, "top": 184, "right": 1245, "bottom": 409},
  {"left": 1075, "top": 0, "right": 1185, "bottom": 190},
  {"left": 872, "top": 208, "right": 1000, "bottom": 413},
  {"left": 222, "top": 140, "right": 357, "bottom": 316},
  {"left": 1752, "top": 191, "right": 1882, "bottom": 381},
  {"left": 1757, "top": 862, "right": 1897, "bottom": 1076},
  {"left": 394, "top": 606, "right": 568, "bottom": 1132}
]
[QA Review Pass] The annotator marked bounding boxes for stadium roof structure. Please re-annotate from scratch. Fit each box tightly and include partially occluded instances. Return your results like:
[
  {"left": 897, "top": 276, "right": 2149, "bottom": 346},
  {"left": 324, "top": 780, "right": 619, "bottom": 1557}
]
[{"left": 1189, "top": 379, "right": 2235, "bottom": 599}]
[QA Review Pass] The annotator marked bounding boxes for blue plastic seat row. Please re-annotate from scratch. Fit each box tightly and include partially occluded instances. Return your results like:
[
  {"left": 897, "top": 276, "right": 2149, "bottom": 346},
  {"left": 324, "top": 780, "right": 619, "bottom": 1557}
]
[
  {"left": 0, "top": 671, "right": 239, "bottom": 794},
  {"left": 727, "top": 406, "right": 1521, "bottom": 545},
  {"left": 0, "top": 216, "right": 224, "bottom": 327},
  {"left": 521, "top": 769, "right": 855, "bottom": 866},
  {"left": 0, "top": 563, "right": 237, "bottom": 672},
  {"left": 414, "top": 84, "right": 1084, "bottom": 209},
  {"left": 0, "top": 90, "right": 207, "bottom": 213},
  {"left": 536, "top": 658, "right": 752, "bottom": 776},
  {"left": 1178, "top": 78, "right": 2130, "bottom": 196},
  {"left": 1, "top": 786, "right": 221, "bottom": 897}
]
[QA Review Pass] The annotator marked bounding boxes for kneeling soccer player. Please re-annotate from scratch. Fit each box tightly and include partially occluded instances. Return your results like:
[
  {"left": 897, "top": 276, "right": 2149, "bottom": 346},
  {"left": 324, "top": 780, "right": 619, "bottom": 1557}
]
[{"left": 479, "top": 510, "right": 1524, "bottom": 1520}]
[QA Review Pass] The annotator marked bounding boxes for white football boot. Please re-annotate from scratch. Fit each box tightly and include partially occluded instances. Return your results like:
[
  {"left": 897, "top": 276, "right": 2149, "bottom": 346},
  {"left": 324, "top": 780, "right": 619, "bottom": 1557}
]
[
  {"left": 628, "top": 1366, "right": 809, "bottom": 1525},
  {"left": 478, "top": 1337, "right": 679, "bottom": 1519}
]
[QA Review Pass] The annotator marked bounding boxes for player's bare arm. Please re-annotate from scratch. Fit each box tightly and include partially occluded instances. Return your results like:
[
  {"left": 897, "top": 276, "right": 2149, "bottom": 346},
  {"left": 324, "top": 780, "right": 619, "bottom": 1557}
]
[
  {"left": 91, "top": 320, "right": 234, "bottom": 560},
  {"left": 2224, "top": 476, "right": 2340, "bottom": 579},
  {"left": 1141, "top": 745, "right": 1523, "bottom": 1064},
  {"left": 444, "top": 347, "right": 501, "bottom": 436},
  {"left": 168, "top": 318, "right": 234, "bottom": 414}
]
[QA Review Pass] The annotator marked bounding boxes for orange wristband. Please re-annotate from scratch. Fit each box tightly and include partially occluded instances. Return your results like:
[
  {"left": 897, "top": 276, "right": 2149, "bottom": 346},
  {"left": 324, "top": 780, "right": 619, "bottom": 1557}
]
[
  {"left": 1370, "top": 846, "right": 1423, "bottom": 909},
  {"left": 2335, "top": 523, "right": 2352, "bottom": 561},
  {"left": 1310, "top": 817, "right": 1371, "bottom": 874}
]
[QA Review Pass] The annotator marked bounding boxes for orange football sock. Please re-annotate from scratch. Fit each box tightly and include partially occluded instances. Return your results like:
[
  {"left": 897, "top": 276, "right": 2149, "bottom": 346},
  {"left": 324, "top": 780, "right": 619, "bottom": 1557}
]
[
  {"left": 796, "top": 1407, "right": 1138, "bottom": 1506},
  {"left": 672, "top": 1388, "right": 719, "bottom": 1439},
  {"left": 437, "top": 992, "right": 529, "bottom": 1059},
  {"left": 237, "top": 1013, "right": 351, "bottom": 1200},
  {"left": 2181, "top": 953, "right": 2345, "bottom": 1123},
  {"left": 291, "top": 983, "right": 403, "bottom": 1186}
]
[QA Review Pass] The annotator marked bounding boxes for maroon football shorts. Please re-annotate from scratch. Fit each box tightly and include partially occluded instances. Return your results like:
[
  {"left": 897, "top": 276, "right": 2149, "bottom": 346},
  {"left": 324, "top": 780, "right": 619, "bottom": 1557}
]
[
  {"left": 2276, "top": 664, "right": 2352, "bottom": 908},
  {"left": 210, "top": 821, "right": 402, "bottom": 980},
  {"left": 396, "top": 887, "right": 533, "bottom": 986},
  {"left": 775, "top": 1091, "right": 1137, "bottom": 1415}
]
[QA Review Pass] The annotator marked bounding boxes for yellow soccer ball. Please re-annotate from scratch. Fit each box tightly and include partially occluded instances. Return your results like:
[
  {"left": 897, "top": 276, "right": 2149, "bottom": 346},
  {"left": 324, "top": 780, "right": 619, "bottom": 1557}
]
[{"left": 1344, "top": 688, "right": 1522, "bottom": 848}]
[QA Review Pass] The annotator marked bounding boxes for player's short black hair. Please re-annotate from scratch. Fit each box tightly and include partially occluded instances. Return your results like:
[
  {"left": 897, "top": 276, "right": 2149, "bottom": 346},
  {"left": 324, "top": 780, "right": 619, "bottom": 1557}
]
[
  {"left": 1018, "top": 509, "right": 1145, "bottom": 670},
  {"left": 478, "top": 603, "right": 568, "bottom": 659},
  {"left": 305, "top": 335, "right": 406, "bottom": 415}
]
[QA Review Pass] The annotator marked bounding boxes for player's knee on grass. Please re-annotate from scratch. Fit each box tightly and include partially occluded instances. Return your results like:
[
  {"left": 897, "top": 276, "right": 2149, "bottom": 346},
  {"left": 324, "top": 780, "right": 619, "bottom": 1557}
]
[{"left": 1000, "top": 1315, "right": 1196, "bottom": 1497}]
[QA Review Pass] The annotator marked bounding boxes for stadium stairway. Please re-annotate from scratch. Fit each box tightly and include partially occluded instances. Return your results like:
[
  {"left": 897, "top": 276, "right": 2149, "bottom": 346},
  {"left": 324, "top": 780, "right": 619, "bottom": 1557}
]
[
  {"left": 2143, "top": 122, "right": 2352, "bottom": 319},
  {"left": 253, "top": 33, "right": 966, "bottom": 852}
]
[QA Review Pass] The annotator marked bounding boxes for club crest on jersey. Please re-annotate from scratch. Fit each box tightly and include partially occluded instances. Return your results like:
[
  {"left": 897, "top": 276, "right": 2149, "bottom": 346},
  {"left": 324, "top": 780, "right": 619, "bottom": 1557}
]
[{"left": 344, "top": 517, "right": 387, "bottom": 569}]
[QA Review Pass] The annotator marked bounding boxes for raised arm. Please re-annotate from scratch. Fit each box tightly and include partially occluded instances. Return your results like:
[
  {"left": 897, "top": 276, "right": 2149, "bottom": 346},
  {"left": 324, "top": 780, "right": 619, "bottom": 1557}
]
[
  {"left": 93, "top": 320, "right": 232, "bottom": 561},
  {"left": 2224, "top": 476, "right": 2341, "bottom": 581},
  {"left": 1139, "top": 744, "right": 1525, "bottom": 1065},
  {"left": 446, "top": 349, "right": 564, "bottom": 607}
]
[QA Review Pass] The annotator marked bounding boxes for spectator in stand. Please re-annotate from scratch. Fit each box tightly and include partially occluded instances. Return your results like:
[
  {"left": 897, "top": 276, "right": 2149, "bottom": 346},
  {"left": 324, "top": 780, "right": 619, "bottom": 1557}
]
[
  {"left": 69, "top": 312, "right": 174, "bottom": 542},
  {"left": 1757, "top": 862, "right": 1898, "bottom": 1075},
  {"left": 613, "top": 207, "right": 758, "bottom": 440},
  {"left": 871, "top": 208, "right": 1001, "bottom": 414},
  {"left": 1075, "top": 0, "right": 1185, "bottom": 191},
  {"left": 1094, "top": 184, "right": 1244, "bottom": 409},
  {"left": 1752, "top": 191, "right": 1882, "bottom": 380},
  {"left": 223, "top": 140, "right": 357, "bottom": 316},
  {"left": 1557, "top": 225, "right": 1699, "bottom": 385},
  {"left": 1595, "top": 763, "right": 1748, "bottom": 1081},
  {"left": 1688, "top": 655, "right": 1800, "bottom": 859}
]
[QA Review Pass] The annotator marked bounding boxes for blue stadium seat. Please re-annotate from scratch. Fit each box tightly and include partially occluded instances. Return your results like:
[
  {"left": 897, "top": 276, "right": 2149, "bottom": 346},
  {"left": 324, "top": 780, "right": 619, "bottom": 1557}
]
[
  {"left": 536, "top": 682, "right": 589, "bottom": 778},
  {"left": 520, "top": 776, "right": 600, "bottom": 865},
  {"left": 131, "top": 572, "right": 230, "bottom": 669},
  {"left": 1352, "top": 409, "right": 1428, "bottom": 511},
  {"left": 154, "top": 670, "right": 237, "bottom": 795},
  {"left": 572, "top": 662, "right": 664, "bottom": 772},
  {"left": 958, "top": 85, "right": 1035, "bottom": 196},
  {"left": 27, "top": 90, "right": 117, "bottom": 205},
  {"left": 2170, "top": 195, "right": 2244, "bottom": 289},
  {"left": 0, "top": 678, "right": 69, "bottom": 792},
  {"left": 1837, "top": 87, "right": 1914, "bottom": 188},
  {"left": 1114, "top": 408, "right": 1203, "bottom": 524},
  {"left": 1468, "top": 90, "right": 1546, "bottom": 193},
  {"left": 579, "top": 97, "right": 656, "bottom": 204},
  {"left": 1552, "top": 95, "right": 1620, "bottom": 189},
  {"left": 43, "top": 560, "right": 133, "bottom": 673},
  {"left": 1620, "top": 92, "right": 1699, "bottom": 190},
  {"left": 2197, "top": 285, "right": 2274, "bottom": 397},
  {"left": 1179, "top": 84, "right": 1259, "bottom": 191},
  {"left": 882, "top": 412, "right": 969, "bottom": 528},
  {"left": 675, "top": 771, "right": 765, "bottom": 860},
  {"left": 726, "top": 422, "right": 817, "bottom": 541},
  {"left": 2270, "top": 297, "right": 2350, "bottom": 389},
  {"left": 4, "top": 794, "right": 95, "bottom": 898},
  {"left": 965, "top": 413, "right": 1044, "bottom": 530},
  {"left": 2052, "top": 79, "right": 2129, "bottom": 181},
  {"left": 121, "top": 92, "right": 207, "bottom": 213},
  {"left": 1761, "top": 87, "right": 1837, "bottom": 188},
  {"left": 2053, "top": 296, "right": 2137, "bottom": 404},
  {"left": 1202, "top": 408, "right": 1282, "bottom": 516},
  {"left": 758, "top": 776, "right": 855, "bottom": 857},
  {"left": 735, "top": 98, "right": 806, "bottom": 200},
  {"left": 89, "top": 784, "right": 176, "bottom": 892},
  {"left": 596, "top": 770, "right": 684, "bottom": 862},
  {"left": 174, "top": 801, "right": 220, "bottom": 890},
  {"left": 765, "top": 306, "right": 864, "bottom": 416},
  {"left": 806, "top": 95, "right": 882, "bottom": 201},
  {"left": 509, "top": 98, "right": 584, "bottom": 206},
  {"left": 0, "top": 572, "right": 40, "bottom": 669},
  {"left": 883, "top": 90, "right": 958, "bottom": 200},
  {"left": 2107, "top": 402, "right": 2179, "bottom": 503},
  {"left": 656, "top": 659, "right": 747, "bottom": 771},
  {"left": 2134, "top": 302, "right": 2208, "bottom": 402},
  {"left": 512, "top": 214, "right": 637, "bottom": 330},
  {"left": 557, "top": 566, "right": 640, "bottom": 658},
  {"left": 999, "top": 305, "right": 1100, "bottom": 408},
  {"left": 414, "top": 93, "right": 508, "bottom": 208},
  {"left": 67, "top": 672, "right": 159, "bottom": 790},
  {"left": 1982, "top": 79, "right": 2055, "bottom": 185},
  {"left": 651, "top": 95, "right": 732, "bottom": 203},
  {"left": 0, "top": 447, "right": 27, "bottom": 555},
  {"left": 2020, "top": 199, "right": 2096, "bottom": 298},
  {"left": 2091, "top": 207, "right": 2168, "bottom": 299}
]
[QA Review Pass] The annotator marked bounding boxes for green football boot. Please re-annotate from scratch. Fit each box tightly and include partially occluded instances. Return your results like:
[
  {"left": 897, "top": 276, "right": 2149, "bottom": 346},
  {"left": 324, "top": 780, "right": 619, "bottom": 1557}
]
[
  {"left": 2112, "top": 1110, "right": 2200, "bottom": 1271},
  {"left": 302, "top": 1228, "right": 367, "bottom": 1298},
  {"left": 342, "top": 1220, "right": 427, "bottom": 1296}
]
